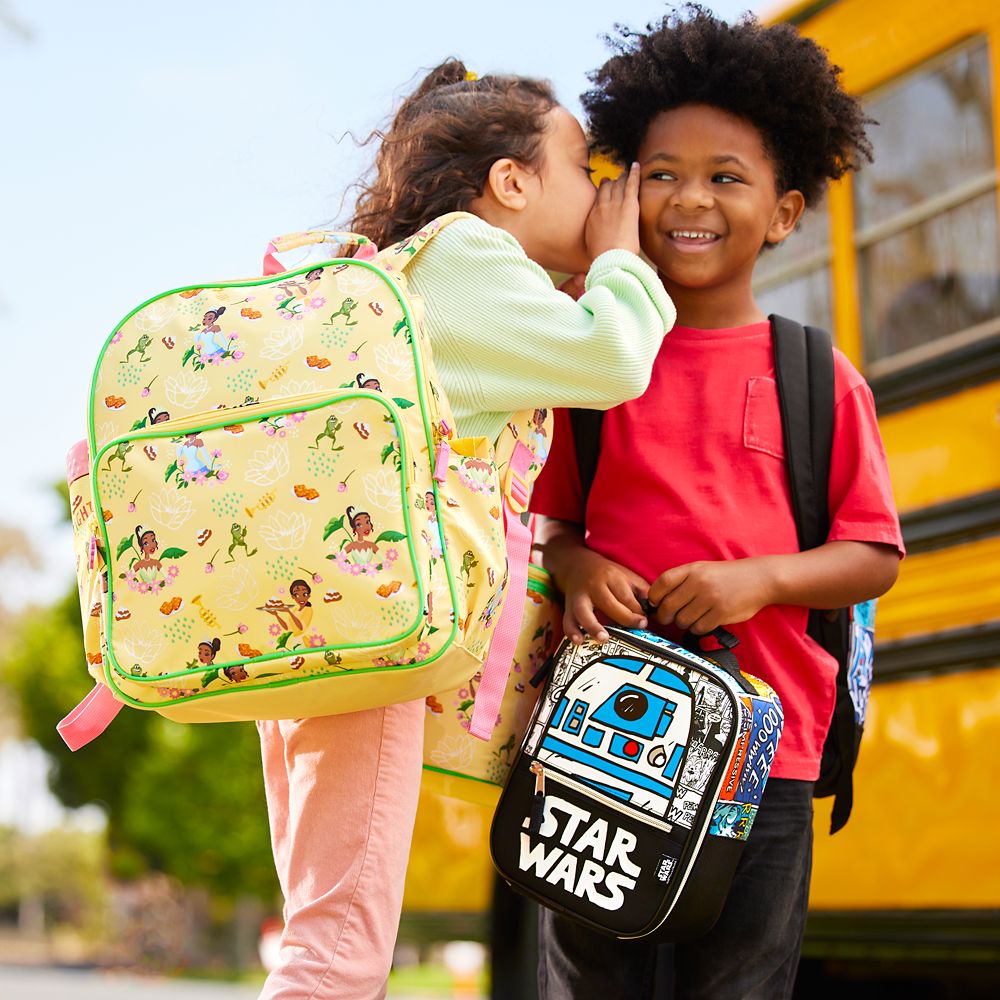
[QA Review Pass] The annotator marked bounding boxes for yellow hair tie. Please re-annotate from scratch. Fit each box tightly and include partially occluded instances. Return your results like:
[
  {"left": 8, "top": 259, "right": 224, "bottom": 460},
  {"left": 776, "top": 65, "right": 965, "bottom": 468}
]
[{"left": 464, "top": 70, "right": 478, "bottom": 81}]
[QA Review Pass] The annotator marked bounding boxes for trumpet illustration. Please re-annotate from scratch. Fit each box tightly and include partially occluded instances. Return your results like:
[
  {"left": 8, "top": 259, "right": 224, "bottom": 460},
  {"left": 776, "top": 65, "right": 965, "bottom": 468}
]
[
  {"left": 191, "top": 594, "right": 219, "bottom": 628},
  {"left": 258, "top": 363, "right": 289, "bottom": 390},
  {"left": 244, "top": 491, "right": 276, "bottom": 518}
]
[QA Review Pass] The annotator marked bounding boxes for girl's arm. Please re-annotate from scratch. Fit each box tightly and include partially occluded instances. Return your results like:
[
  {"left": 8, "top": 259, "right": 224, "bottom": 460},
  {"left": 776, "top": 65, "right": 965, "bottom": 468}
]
[{"left": 406, "top": 216, "right": 675, "bottom": 420}]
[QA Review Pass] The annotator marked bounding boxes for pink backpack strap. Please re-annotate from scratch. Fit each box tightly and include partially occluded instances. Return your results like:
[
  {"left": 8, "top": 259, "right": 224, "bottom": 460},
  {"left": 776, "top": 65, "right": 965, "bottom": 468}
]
[
  {"left": 468, "top": 441, "right": 534, "bottom": 740},
  {"left": 262, "top": 231, "right": 377, "bottom": 276},
  {"left": 57, "top": 684, "right": 125, "bottom": 751}
]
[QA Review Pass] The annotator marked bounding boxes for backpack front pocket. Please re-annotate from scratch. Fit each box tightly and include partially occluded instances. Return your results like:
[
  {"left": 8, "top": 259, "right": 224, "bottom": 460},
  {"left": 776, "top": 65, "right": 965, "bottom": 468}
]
[{"left": 92, "top": 391, "right": 425, "bottom": 694}]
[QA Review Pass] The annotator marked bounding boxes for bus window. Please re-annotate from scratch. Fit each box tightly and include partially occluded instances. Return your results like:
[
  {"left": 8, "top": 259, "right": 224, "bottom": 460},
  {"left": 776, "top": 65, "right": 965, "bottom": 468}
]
[
  {"left": 754, "top": 193, "right": 833, "bottom": 332},
  {"left": 855, "top": 39, "right": 999, "bottom": 366}
]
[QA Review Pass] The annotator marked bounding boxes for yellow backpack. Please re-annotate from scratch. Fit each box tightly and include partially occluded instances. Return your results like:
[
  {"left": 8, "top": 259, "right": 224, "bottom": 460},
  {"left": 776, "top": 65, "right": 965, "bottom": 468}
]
[{"left": 60, "top": 214, "right": 550, "bottom": 749}]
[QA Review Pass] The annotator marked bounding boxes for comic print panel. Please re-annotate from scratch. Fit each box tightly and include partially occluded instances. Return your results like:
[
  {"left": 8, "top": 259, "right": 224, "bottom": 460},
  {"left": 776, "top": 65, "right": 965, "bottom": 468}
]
[
  {"left": 847, "top": 599, "right": 876, "bottom": 725},
  {"left": 732, "top": 696, "right": 784, "bottom": 807},
  {"left": 527, "top": 639, "right": 697, "bottom": 822},
  {"left": 709, "top": 801, "right": 759, "bottom": 841},
  {"left": 665, "top": 671, "right": 735, "bottom": 830}
]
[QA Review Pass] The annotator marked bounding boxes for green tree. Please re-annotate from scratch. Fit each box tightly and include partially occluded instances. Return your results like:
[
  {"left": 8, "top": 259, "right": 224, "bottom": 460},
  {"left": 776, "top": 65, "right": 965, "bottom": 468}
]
[{"left": 2, "top": 586, "right": 276, "bottom": 902}]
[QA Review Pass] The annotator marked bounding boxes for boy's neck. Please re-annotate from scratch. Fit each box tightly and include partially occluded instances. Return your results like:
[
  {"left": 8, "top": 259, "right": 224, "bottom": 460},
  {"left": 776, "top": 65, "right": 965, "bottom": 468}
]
[{"left": 662, "top": 277, "right": 767, "bottom": 330}]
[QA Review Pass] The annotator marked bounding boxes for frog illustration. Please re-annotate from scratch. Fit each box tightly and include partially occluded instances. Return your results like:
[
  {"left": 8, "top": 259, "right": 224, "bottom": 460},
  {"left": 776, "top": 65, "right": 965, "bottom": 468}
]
[
  {"left": 226, "top": 522, "right": 258, "bottom": 562},
  {"left": 121, "top": 333, "right": 153, "bottom": 364},
  {"left": 310, "top": 414, "right": 343, "bottom": 452},
  {"left": 460, "top": 549, "right": 479, "bottom": 588},
  {"left": 105, "top": 440, "right": 134, "bottom": 472},
  {"left": 326, "top": 296, "right": 358, "bottom": 327}
]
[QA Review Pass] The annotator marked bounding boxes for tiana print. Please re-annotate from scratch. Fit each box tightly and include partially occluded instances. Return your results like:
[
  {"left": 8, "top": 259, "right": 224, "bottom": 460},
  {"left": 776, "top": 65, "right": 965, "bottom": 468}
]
[
  {"left": 328, "top": 506, "right": 403, "bottom": 576},
  {"left": 167, "top": 432, "right": 228, "bottom": 487},
  {"left": 527, "top": 407, "right": 550, "bottom": 464},
  {"left": 120, "top": 525, "right": 184, "bottom": 594},
  {"left": 260, "top": 579, "right": 326, "bottom": 652},
  {"left": 274, "top": 269, "right": 326, "bottom": 319},
  {"left": 417, "top": 489, "right": 442, "bottom": 626},
  {"left": 185, "top": 305, "right": 245, "bottom": 368},
  {"left": 455, "top": 452, "right": 496, "bottom": 494}
]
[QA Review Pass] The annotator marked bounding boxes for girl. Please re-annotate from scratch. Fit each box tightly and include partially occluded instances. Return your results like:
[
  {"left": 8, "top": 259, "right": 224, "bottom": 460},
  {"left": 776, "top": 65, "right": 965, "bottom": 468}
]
[{"left": 256, "top": 59, "right": 675, "bottom": 1000}]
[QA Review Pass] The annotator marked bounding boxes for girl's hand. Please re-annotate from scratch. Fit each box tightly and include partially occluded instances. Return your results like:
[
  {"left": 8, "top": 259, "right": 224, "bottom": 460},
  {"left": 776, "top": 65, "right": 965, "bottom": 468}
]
[
  {"left": 560, "top": 546, "right": 650, "bottom": 644},
  {"left": 584, "top": 162, "right": 641, "bottom": 260}
]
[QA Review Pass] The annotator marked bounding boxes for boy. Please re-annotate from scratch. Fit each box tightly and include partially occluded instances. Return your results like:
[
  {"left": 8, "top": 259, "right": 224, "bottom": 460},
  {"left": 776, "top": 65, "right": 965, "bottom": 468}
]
[{"left": 531, "top": 8, "right": 904, "bottom": 999}]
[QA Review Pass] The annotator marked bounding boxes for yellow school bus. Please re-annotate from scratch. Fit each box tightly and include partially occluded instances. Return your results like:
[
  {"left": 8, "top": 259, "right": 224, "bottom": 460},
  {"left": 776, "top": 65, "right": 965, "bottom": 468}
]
[
  {"left": 755, "top": 0, "right": 1000, "bottom": 986},
  {"left": 402, "top": 0, "right": 1000, "bottom": 988}
]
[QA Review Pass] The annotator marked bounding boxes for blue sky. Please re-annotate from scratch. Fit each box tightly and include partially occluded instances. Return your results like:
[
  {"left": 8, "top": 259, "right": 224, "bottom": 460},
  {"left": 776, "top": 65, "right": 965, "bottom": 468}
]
[{"left": 1, "top": 0, "right": 760, "bottom": 606}]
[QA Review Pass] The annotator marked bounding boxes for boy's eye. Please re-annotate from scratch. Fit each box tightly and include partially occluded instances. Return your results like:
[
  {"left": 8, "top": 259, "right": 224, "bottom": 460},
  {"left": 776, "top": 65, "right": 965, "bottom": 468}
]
[
  {"left": 646, "top": 170, "right": 676, "bottom": 182},
  {"left": 713, "top": 173, "right": 741, "bottom": 184}
]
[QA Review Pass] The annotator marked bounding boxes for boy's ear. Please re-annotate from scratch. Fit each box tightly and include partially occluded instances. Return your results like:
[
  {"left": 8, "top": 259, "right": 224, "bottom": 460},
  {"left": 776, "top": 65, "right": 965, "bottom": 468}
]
[
  {"left": 483, "top": 157, "right": 531, "bottom": 212},
  {"left": 765, "top": 189, "right": 806, "bottom": 246}
]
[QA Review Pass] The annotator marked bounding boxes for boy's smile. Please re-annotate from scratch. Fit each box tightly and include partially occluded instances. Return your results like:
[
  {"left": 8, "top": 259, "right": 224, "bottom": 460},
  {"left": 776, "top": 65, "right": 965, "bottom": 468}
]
[{"left": 637, "top": 104, "right": 804, "bottom": 327}]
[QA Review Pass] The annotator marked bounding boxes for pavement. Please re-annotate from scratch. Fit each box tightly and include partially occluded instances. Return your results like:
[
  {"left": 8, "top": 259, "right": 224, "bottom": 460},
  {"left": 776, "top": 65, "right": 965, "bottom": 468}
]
[{"left": 0, "top": 965, "right": 476, "bottom": 999}]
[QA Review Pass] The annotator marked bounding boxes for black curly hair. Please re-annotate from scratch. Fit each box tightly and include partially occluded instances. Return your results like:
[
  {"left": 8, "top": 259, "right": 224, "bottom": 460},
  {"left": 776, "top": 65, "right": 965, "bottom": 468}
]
[{"left": 583, "top": 4, "right": 874, "bottom": 207}]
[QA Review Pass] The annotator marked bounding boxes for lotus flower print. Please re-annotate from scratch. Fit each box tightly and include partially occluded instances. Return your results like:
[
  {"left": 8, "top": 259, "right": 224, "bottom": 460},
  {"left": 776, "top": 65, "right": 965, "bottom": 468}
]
[
  {"left": 258, "top": 511, "right": 312, "bottom": 551},
  {"left": 245, "top": 443, "right": 290, "bottom": 487},
  {"left": 165, "top": 371, "right": 210, "bottom": 411},
  {"left": 260, "top": 325, "right": 304, "bottom": 361},
  {"left": 118, "top": 634, "right": 165, "bottom": 666},
  {"left": 362, "top": 468, "right": 403, "bottom": 513},
  {"left": 334, "top": 268, "right": 381, "bottom": 297},
  {"left": 281, "top": 379, "right": 320, "bottom": 396},
  {"left": 428, "top": 734, "right": 475, "bottom": 770},
  {"left": 340, "top": 608, "right": 381, "bottom": 642},
  {"left": 215, "top": 564, "right": 257, "bottom": 611},
  {"left": 134, "top": 300, "right": 177, "bottom": 334},
  {"left": 373, "top": 343, "right": 414, "bottom": 382},
  {"left": 148, "top": 488, "right": 194, "bottom": 530}
]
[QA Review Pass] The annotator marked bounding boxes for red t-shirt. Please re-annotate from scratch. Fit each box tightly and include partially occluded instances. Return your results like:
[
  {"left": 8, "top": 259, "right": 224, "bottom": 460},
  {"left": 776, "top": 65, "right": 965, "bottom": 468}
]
[{"left": 530, "top": 321, "right": 905, "bottom": 780}]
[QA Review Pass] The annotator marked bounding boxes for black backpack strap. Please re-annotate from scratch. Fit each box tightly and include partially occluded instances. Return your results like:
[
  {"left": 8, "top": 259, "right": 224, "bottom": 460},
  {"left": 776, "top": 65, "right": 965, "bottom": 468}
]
[
  {"left": 771, "top": 315, "right": 857, "bottom": 834},
  {"left": 772, "top": 315, "right": 828, "bottom": 551},
  {"left": 568, "top": 408, "right": 604, "bottom": 506}
]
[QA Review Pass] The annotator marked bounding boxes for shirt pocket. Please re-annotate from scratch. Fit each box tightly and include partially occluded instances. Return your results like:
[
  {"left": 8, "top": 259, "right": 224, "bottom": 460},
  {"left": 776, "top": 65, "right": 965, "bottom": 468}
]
[{"left": 742, "top": 376, "right": 785, "bottom": 460}]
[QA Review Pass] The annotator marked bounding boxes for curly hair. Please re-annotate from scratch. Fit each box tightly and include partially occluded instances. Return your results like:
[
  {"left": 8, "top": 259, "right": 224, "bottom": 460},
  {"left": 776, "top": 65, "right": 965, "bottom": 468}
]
[
  {"left": 351, "top": 59, "right": 557, "bottom": 248},
  {"left": 582, "top": 5, "right": 874, "bottom": 207}
]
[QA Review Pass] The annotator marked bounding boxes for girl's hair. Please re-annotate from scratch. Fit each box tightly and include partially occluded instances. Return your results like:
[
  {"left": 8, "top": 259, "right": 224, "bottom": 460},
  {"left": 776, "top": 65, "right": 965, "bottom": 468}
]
[{"left": 351, "top": 59, "right": 558, "bottom": 248}]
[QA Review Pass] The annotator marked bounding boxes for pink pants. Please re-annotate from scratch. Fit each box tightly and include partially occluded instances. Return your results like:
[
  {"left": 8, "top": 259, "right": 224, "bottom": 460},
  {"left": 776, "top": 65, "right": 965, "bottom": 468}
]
[{"left": 256, "top": 700, "right": 424, "bottom": 1000}]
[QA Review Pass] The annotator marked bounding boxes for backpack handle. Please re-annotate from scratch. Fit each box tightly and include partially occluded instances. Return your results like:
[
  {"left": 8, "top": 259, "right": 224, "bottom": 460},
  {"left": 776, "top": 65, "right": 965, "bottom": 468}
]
[{"left": 262, "top": 230, "right": 378, "bottom": 276}]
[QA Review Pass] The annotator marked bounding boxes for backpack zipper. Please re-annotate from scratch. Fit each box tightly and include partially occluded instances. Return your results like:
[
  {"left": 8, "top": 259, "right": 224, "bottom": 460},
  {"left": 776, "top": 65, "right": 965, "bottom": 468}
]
[{"left": 94, "top": 387, "right": 418, "bottom": 492}]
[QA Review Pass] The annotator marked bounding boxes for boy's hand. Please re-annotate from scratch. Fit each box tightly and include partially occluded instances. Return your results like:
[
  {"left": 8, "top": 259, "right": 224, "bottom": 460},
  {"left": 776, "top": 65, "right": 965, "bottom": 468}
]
[
  {"left": 585, "top": 162, "right": 641, "bottom": 260},
  {"left": 647, "top": 558, "right": 774, "bottom": 635},
  {"left": 560, "top": 546, "right": 650, "bottom": 645}
]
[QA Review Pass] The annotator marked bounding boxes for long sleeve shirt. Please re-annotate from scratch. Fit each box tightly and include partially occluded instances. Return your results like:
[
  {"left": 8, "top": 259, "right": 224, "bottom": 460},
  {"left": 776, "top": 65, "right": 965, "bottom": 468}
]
[{"left": 405, "top": 215, "right": 675, "bottom": 441}]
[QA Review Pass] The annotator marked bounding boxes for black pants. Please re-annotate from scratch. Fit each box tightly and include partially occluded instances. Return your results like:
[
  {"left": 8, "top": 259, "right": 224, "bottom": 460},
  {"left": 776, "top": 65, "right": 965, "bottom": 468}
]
[{"left": 537, "top": 778, "right": 815, "bottom": 1000}]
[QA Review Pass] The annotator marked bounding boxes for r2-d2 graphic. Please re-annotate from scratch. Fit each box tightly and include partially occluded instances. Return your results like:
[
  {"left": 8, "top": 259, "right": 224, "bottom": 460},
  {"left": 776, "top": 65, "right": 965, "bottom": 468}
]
[{"left": 538, "top": 656, "right": 694, "bottom": 819}]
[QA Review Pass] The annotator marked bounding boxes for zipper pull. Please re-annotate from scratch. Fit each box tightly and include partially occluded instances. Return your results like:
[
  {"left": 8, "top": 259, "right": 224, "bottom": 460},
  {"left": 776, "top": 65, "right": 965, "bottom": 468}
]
[{"left": 528, "top": 761, "right": 546, "bottom": 837}]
